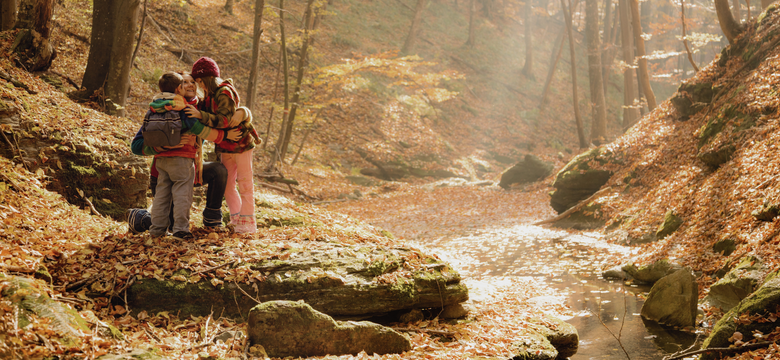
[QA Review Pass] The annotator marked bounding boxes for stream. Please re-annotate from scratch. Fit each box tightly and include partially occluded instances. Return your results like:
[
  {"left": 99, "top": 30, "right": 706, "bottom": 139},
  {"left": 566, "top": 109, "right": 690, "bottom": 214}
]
[{"left": 411, "top": 224, "right": 698, "bottom": 359}]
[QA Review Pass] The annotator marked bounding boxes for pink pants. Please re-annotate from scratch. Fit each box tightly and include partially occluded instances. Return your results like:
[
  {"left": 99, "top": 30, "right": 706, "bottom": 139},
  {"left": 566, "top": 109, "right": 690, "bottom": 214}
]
[{"left": 221, "top": 150, "right": 256, "bottom": 233}]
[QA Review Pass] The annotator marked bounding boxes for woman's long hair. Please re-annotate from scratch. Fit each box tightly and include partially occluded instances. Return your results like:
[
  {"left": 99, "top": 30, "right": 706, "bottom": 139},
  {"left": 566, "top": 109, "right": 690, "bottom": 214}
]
[{"left": 198, "top": 76, "right": 224, "bottom": 98}]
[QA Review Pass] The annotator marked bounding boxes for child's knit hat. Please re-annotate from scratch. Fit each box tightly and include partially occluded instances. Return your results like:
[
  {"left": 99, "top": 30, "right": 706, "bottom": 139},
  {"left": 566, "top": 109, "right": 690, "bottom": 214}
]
[{"left": 192, "top": 57, "right": 220, "bottom": 79}]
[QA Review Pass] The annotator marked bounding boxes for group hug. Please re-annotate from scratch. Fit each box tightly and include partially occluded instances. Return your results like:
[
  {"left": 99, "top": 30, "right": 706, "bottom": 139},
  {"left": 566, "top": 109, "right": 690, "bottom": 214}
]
[{"left": 127, "top": 57, "right": 261, "bottom": 239}]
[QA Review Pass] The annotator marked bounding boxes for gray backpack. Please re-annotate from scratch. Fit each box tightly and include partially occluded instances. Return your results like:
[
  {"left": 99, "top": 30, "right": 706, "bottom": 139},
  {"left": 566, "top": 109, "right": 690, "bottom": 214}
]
[{"left": 142, "top": 110, "right": 182, "bottom": 147}]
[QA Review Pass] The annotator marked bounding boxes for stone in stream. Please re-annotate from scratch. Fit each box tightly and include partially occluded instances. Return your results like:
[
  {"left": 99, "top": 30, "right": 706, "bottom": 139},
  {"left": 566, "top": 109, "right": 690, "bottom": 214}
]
[
  {"left": 247, "top": 300, "right": 411, "bottom": 357},
  {"left": 700, "top": 271, "right": 780, "bottom": 360},
  {"left": 622, "top": 259, "right": 683, "bottom": 284},
  {"left": 640, "top": 268, "right": 698, "bottom": 328}
]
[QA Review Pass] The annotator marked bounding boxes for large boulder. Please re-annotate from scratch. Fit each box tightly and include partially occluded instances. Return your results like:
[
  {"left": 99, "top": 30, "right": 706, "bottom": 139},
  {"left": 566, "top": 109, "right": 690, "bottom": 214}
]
[
  {"left": 655, "top": 210, "right": 683, "bottom": 239},
  {"left": 511, "top": 329, "right": 559, "bottom": 360},
  {"left": 701, "top": 272, "right": 780, "bottom": 359},
  {"left": 126, "top": 244, "right": 468, "bottom": 319},
  {"left": 640, "top": 268, "right": 698, "bottom": 328},
  {"left": 704, "top": 256, "right": 765, "bottom": 312},
  {"left": 526, "top": 314, "right": 579, "bottom": 358},
  {"left": 670, "top": 81, "right": 714, "bottom": 121},
  {"left": 549, "top": 147, "right": 614, "bottom": 214},
  {"left": 247, "top": 300, "right": 411, "bottom": 357},
  {"left": 622, "top": 259, "right": 683, "bottom": 284},
  {"left": 498, "top": 154, "right": 554, "bottom": 189}
]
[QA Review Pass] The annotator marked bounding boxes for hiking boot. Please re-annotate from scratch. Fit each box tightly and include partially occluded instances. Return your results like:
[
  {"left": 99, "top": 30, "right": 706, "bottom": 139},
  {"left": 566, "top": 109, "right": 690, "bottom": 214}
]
[
  {"left": 171, "top": 231, "right": 194, "bottom": 241},
  {"left": 127, "top": 208, "right": 151, "bottom": 234}
]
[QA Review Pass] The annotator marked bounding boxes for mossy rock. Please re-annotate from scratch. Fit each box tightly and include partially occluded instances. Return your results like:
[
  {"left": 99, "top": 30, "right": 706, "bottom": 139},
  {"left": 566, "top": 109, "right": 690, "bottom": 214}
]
[
  {"left": 670, "top": 81, "right": 714, "bottom": 120},
  {"left": 499, "top": 154, "right": 554, "bottom": 189},
  {"left": 698, "top": 105, "right": 756, "bottom": 149},
  {"left": 549, "top": 148, "right": 615, "bottom": 213},
  {"left": 656, "top": 210, "right": 683, "bottom": 239},
  {"left": 704, "top": 256, "right": 764, "bottom": 311},
  {"left": 511, "top": 327, "right": 559, "bottom": 360},
  {"left": 698, "top": 143, "right": 736, "bottom": 168},
  {"left": 526, "top": 314, "right": 578, "bottom": 358},
  {"left": 752, "top": 201, "right": 780, "bottom": 221},
  {"left": 713, "top": 238, "right": 737, "bottom": 256},
  {"left": 1, "top": 275, "right": 90, "bottom": 346},
  {"left": 701, "top": 275, "right": 780, "bottom": 359},
  {"left": 622, "top": 259, "right": 682, "bottom": 284},
  {"left": 126, "top": 245, "right": 468, "bottom": 319}
]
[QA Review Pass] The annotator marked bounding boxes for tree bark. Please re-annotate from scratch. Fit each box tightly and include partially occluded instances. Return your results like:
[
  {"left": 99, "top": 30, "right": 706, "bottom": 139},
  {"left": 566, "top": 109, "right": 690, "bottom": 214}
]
[
  {"left": 1, "top": 0, "right": 17, "bottom": 31},
  {"left": 402, "top": 0, "right": 426, "bottom": 54},
  {"left": 521, "top": 0, "right": 534, "bottom": 78},
  {"left": 103, "top": 0, "right": 140, "bottom": 116},
  {"left": 246, "top": 0, "right": 266, "bottom": 110},
  {"left": 715, "top": 0, "right": 742, "bottom": 45},
  {"left": 273, "top": 0, "right": 291, "bottom": 162},
  {"left": 618, "top": 0, "right": 639, "bottom": 127},
  {"left": 731, "top": 0, "right": 742, "bottom": 21},
  {"left": 279, "top": 0, "right": 317, "bottom": 160},
  {"left": 12, "top": 0, "right": 55, "bottom": 71},
  {"left": 562, "top": 0, "right": 588, "bottom": 148},
  {"left": 585, "top": 0, "right": 607, "bottom": 144},
  {"left": 539, "top": 31, "right": 565, "bottom": 109},
  {"left": 465, "top": 0, "right": 476, "bottom": 48},
  {"left": 82, "top": 0, "right": 115, "bottom": 93},
  {"left": 629, "top": 0, "right": 656, "bottom": 110},
  {"left": 680, "top": 0, "right": 699, "bottom": 73}
]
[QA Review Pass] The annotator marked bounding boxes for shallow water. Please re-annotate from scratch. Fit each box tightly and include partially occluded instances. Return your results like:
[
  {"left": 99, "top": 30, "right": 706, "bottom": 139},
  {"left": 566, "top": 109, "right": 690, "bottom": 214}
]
[{"left": 414, "top": 224, "right": 697, "bottom": 359}]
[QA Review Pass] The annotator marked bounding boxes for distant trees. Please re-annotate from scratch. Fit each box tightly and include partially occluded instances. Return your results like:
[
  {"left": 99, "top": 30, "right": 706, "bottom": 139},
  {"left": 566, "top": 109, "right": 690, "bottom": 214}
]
[
  {"left": 465, "top": 0, "right": 477, "bottom": 47},
  {"left": 521, "top": 0, "right": 534, "bottom": 78},
  {"left": 618, "top": 0, "right": 639, "bottom": 127},
  {"left": 629, "top": 0, "right": 656, "bottom": 111},
  {"left": 402, "top": 0, "right": 427, "bottom": 54},
  {"left": 585, "top": 0, "right": 607, "bottom": 143},
  {"left": 245, "top": 0, "right": 266, "bottom": 110},
  {"left": 561, "top": 0, "right": 587, "bottom": 148},
  {"left": 80, "top": 0, "right": 141, "bottom": 116}
]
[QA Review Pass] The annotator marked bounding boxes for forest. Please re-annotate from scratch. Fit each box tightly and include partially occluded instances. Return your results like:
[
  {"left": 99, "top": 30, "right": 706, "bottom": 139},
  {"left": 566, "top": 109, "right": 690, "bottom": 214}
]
[{"left": 2, "top": 0, "right": 780, "bottom": 359}]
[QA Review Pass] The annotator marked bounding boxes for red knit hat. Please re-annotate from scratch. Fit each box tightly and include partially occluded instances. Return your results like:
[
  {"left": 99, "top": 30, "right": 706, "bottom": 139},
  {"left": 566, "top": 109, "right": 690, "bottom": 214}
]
[{"left": 191, "top": 57, "right": 220, "bottom": 79}]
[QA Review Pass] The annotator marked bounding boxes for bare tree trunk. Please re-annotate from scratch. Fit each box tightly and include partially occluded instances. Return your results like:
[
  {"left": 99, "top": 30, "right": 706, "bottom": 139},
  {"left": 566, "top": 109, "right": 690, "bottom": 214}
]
[
  {"left": 402, "top": 0, "right": 426, "bottom": 54},
  {"left": 562, "top": 0, "right": 588, "bottom": 148},
  {"left": 731, "top": 0, "right": 742, "bottom": 21},
  {"left": 273, "top": 0, "right": 291, "bottom": 162},
  {"left": 715, "top": 0, "right": 742, "bottom": 45},
  {"left": 1, "top": 0, "right": 17, "bottom": 31},
  {"left": 600, "top": 0, "right": 615, "bottom": 89},
  {"left": 585, "top": 0, "right": 607, "bottom": 144},
  {"left": 521, "top": 0, "right": 534, "bottom": 78},
  {"left": 130, "top": 0, "right": 148, "bottom": 69},
  {"left": 103, "top": 0, "right": 140, "bottom": 116},
  {"left": 681, "top": 0, "right": 699, "bottom": 73},
  {"left": 16, "top": 0, "right": 51, "bottom": 36},
  {"left": 224, "top": 0, "right": 235, "bottom": 14},
  {"left": 539, "top": 31, "right": 565, "bottom": 109},
  {"left": 246, "top": 0, "right": 266, "bottom": 110},
  {"left": 618, "top": 0, "right": 639, "bottom": 127},
  {"left": 465, "top": 0, "right": 476, "bottom": 48},
  {"left": 629, "top": 0, "right": 656, "bottom": 110},
  {"left": 279, "top": 0, "right": 317, "bottom": 160}
]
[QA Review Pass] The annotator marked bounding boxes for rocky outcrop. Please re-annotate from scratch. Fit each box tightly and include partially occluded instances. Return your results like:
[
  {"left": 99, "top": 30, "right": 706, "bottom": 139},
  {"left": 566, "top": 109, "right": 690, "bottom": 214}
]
[
  {"left": 247, "top": 300, "right": 411, "bottom": 357},
  {"left": 0, "top": 99, "right": 148, "bottom": 219},
  {"left": 701, "top": 272, "right": 780, "bottom": 359},
  {"left": 527, "top": 315, "right": 579, "bottom": 358},
  {"left": 498, "top": 154, "right": 553, "bottom": 189},
  {"left": 549, "top": 147, "right": 614, "bottom": 214},
  {"left": 622, "top": 259, "right": 683, "bottom": 284},
  {"left": 670, "top": 81, "right": 714, "bottom": 121},
  {"left": 655, "top": 210, "right": 683, "bottom": 239},
  {"left": 704, "top": 256, "right": 765, "bottom": 312},
  {"left": 126, "top": 245, "right": 468, "bottom": 319},
  {"left": 640, "top": 268, "right": 698, "bottom": 328}
]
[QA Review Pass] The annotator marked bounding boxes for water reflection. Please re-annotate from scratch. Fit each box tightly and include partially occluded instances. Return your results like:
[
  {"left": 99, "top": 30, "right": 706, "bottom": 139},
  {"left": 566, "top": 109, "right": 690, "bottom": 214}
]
[{"left": 414, "top": 224, "right": 696, "bottom": 359}]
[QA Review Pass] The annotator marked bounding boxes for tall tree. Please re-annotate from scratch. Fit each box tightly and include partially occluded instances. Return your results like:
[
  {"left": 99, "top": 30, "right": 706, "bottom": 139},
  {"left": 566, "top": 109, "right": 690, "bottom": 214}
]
[
  {"left": 731, "top": 0, "right": 742, "bottom": 22},
  {"left": 680, "top": 0, "right": 699, "bottom": 73},
  {"left": 561, "top": 0, "right": 588, "bottom": 148},
  {"left": 402, "top": 0, "right": 426, "bottom": 54},
  {"left": 273, "top": 0, "right": 291, "bottom": 163},
  {"left": 245, "top": 0, "right": 266, "bottom": 110},
  {"left": 521, "top": 0, "right": 534, "bottom": 78},
  {"left": 1, "top": 0, "right": 17, "bottom": 31},
  {"left": 539, "top": 31, "right": 565, "bottom": 108},
  {"left": 714, "top": 0, "right": 742, "bottom": 45},
  {"left": 618, "top": 0, "right": 639, "bottom": 127},
  {"left": 629, "top": 0, "right": 656, "bottom": 110},
  {"left": 465, "top": 0, "right": 477, "bottom": 48},
  {"left": 81, "top": 0, "right": 141, "bottom": 116},
  {"left": 585, "top": 0, "right": 607, "bottom": 144},
  {"left": 279, "top": 0, "right": 319, "bottom": 160}
]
